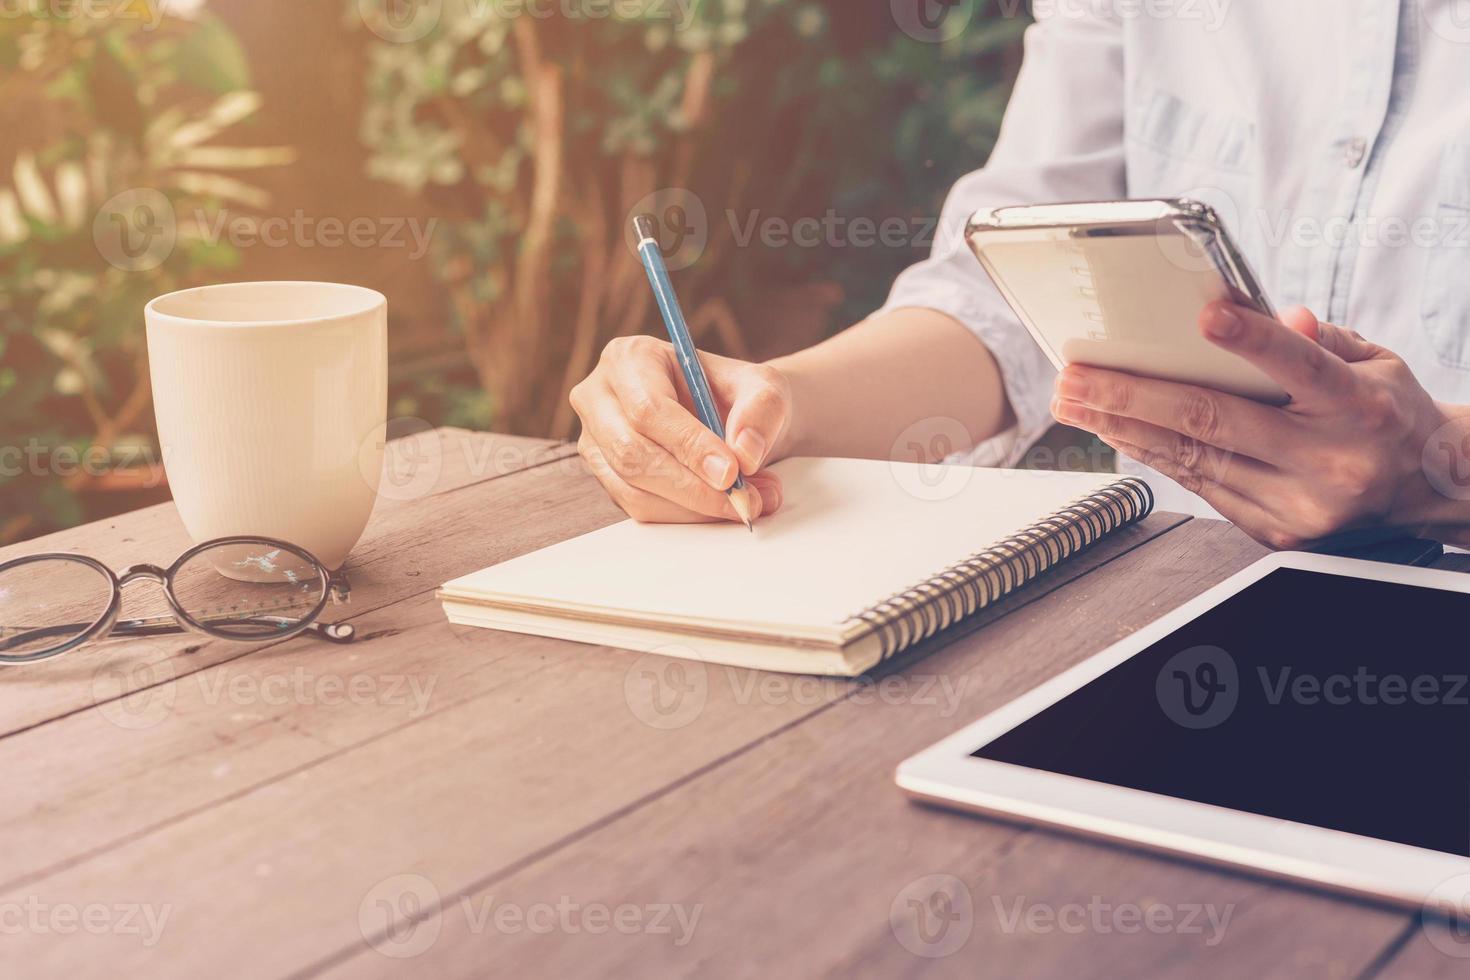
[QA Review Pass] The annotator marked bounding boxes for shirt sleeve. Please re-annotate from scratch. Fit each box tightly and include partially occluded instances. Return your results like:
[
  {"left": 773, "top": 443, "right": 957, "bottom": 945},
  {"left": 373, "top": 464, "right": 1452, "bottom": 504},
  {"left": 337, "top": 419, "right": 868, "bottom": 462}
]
[{"left": 878, "top": 8, "right": 1127, "bottom": 467}]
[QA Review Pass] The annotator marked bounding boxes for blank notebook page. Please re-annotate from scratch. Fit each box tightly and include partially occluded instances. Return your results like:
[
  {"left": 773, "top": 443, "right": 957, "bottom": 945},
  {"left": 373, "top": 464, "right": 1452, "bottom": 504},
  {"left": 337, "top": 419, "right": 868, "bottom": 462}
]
[{"left": 442, "top": 457, "right": 1118, "bottom": 637}]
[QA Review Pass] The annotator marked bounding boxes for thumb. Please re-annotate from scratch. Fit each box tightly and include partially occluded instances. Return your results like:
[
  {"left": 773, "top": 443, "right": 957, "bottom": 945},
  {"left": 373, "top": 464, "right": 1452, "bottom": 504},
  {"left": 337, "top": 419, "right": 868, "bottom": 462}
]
[
  {"left": 1279, "top": 305, "right": 1379, "bottom": 363},
  {"left": 706, "top": 359, "right": 791, "bottom": 475}
]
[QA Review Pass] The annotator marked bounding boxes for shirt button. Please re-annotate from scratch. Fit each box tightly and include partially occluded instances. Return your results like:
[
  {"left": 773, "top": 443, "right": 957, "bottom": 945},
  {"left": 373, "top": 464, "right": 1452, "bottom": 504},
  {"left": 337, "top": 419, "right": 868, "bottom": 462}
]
[{"left": 1342, "top": 137, "right": 1368, "bottom": 169}]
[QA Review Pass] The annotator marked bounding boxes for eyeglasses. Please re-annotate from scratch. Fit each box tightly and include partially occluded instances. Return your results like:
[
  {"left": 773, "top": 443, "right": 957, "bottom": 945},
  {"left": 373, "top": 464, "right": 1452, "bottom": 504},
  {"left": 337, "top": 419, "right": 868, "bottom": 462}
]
[{"left": 0, "top": 536, "right": 356, "bottom": 665}]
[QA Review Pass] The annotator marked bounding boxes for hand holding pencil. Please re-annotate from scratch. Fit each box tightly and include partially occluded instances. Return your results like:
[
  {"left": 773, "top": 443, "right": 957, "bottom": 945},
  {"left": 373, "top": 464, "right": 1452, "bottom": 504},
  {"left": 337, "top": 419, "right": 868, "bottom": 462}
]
[
  {"left": 631, "top": 213, "right": 764, "bottom": 529},
  {"left": 566, "top": 218, "right": 788, "bottom": 526}
]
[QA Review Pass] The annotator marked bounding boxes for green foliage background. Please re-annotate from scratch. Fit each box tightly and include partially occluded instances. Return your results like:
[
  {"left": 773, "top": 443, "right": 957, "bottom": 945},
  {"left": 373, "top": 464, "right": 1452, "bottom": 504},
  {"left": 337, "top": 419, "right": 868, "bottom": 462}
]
[
  {"left": 354, "top": 0, "right": 1028, "bottom": 435},
  {"left": 0, "top": 4, "right": 292, "bottom": 541},
  {"left": 1, "top": 0, "right": 1029, "bottom": 542}
]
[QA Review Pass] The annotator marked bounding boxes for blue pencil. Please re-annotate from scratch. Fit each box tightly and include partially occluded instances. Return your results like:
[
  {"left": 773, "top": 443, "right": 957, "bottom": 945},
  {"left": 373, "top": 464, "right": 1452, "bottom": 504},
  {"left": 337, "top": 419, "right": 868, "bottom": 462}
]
[{"left": 633, "top": 214, "right": 757, "bottom": 530}]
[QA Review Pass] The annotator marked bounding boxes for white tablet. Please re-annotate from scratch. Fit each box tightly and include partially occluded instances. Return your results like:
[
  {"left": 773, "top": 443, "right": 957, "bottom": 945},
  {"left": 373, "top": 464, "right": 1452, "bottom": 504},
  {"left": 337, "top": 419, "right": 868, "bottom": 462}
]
[{"left": 897, "top": 551, "right": 1470, "bottom": 914}]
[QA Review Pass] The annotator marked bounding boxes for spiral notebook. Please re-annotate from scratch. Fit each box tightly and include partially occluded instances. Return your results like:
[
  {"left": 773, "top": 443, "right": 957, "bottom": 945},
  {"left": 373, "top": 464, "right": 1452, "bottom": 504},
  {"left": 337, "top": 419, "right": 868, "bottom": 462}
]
[{"left": 439, "top": 457, "right": 1153, "bottom": 676}]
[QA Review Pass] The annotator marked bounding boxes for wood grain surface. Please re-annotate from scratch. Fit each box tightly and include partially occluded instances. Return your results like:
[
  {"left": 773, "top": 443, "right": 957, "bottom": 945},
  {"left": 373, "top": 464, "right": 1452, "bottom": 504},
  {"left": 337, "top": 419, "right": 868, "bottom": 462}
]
[{"left": 4, "top": 430, "right": 1467, "bottom": 979}]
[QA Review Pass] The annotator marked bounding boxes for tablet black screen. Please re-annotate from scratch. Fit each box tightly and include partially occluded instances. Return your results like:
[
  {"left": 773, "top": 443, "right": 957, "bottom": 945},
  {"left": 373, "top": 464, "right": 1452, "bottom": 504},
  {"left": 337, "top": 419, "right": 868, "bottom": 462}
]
[{"left": 974, "top": 567, "right": 1470, "bottom": 855}]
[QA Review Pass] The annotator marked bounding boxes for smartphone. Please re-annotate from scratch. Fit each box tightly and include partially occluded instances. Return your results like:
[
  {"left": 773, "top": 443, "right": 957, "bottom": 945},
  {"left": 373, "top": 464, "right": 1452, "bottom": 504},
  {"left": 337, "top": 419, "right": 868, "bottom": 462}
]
[{"left": 965, "top": 198, "right": 1289, "bottom": 405}]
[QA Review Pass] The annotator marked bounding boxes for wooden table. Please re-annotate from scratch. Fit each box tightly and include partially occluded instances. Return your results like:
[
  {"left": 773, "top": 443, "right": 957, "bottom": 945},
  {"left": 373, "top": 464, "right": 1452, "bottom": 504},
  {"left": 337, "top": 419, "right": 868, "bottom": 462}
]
[{"left": 4, "top": 427, "right": 1469, "bottom": 979}]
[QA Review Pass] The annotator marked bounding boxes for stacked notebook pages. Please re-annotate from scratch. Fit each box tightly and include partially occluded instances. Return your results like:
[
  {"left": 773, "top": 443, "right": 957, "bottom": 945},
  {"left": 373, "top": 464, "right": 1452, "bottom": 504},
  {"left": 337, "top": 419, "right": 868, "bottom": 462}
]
[{"left": 440, "top": 457, "right": 1153, "bottom": 676}]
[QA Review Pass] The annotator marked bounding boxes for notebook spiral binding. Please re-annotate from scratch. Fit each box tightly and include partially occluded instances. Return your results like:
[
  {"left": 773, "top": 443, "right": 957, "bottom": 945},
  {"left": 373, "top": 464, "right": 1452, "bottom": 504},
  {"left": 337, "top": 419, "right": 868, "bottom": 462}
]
[{"left": 851, "top": 477, "right": 1154, "bottom": 662}]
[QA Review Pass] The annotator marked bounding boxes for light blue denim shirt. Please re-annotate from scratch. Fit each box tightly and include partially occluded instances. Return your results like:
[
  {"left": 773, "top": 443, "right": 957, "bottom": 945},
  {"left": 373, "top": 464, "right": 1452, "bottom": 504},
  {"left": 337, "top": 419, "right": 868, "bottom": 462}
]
[{"left": 882, "top": 0, "right": 1470, "bottom": 514}]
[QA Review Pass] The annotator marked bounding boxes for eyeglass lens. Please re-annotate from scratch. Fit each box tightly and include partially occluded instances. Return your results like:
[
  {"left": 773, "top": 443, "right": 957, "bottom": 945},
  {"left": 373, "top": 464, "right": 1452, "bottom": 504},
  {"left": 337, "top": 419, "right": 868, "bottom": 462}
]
[
  {"left": 0, "top": 558, "right": 113, "bottom": 656},
  {"left": 171, "top": 542, "right": 327, "bottom": 639}
]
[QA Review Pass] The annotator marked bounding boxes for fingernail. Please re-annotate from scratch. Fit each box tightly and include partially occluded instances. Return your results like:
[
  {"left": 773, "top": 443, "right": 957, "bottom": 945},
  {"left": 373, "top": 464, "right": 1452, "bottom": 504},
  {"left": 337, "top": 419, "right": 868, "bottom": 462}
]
[
  {"left": 734, "top": 429, "right": 767, "bottom": 471},
  {"left": 751, "top": 478, "right": 782, "bottom": 514},
  {"left": 702, "top": 455, "right": 735, "bottom": 489},
  {"left": 1205, "top": 306, "right": 1243, "bottom": 341},
  {"left": 1056, "top": 372, "right": 1091, "bottom": 402},
  {"left": 1052, "top": 398, "right": 1084, "bottom": 424}
]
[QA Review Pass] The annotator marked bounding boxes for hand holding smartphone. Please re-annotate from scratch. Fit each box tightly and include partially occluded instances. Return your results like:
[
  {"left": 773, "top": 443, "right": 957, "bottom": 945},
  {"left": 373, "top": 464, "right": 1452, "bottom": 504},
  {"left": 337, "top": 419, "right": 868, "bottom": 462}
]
[{"left": 966, "top": 198, "right": 1289, "bottom": 405}]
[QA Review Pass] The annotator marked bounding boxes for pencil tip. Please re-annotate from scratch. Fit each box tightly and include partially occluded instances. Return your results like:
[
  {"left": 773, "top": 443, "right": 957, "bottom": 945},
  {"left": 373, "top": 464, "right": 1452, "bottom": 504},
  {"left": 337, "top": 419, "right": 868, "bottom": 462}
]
[{"left": 729, "top": 485, "right": 757, "bottom": 531}]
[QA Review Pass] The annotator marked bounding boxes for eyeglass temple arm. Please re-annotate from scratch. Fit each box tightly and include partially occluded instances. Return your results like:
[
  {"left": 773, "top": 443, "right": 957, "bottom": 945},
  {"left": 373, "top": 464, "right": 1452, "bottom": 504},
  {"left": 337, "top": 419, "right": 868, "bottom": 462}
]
[
  {"left": 0, "top": 614, "right": 356, "bottom": 650},
  {"left": 114, "top": 615, "right": 357, "bottom": 644}
]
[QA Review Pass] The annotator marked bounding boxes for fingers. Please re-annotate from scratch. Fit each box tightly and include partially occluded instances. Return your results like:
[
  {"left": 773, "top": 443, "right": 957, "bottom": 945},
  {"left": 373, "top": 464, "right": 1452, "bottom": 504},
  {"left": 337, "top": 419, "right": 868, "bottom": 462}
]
[
  {"left": 575, "top": 387, "right": 740, "bottom": 519},
  {"left": 705, "top": 360, "right": 791, "bottom": 475},
  {"left": 580, "top": 437, "right": 783, "bottom": 525},
  {"left": 1052, "top": 398, "right": 1276, "bottom": 488},
  {"left": 582, "top": 448, "right": 743, "bottom": 524},
  {"left": 746, "top": 474, "right": 784, "bottom": 516},
  {"left": 1095, "top": 414, "right": 1333, "bottom": 551},
  {"left": 1276, "top": 305, "right": 1382, "bottom": 365},
  {"left": 1200, "top": 302, "right": 1356, "bottom": 404},
  {"left": 605, "top": 347, "right": 742, "bottom": 491},
  {"left": 1098, "top": 433, "right": 1297, "bottom": 549},
  {"left": 1054, "top": 365, "right": 1296, "bottom": 464},
  {"left": 572, "top": 335, "right": 793, "bottom": 524},
  {"left": 1111, "top": 441, "right": 1295, "bottom": 550}
]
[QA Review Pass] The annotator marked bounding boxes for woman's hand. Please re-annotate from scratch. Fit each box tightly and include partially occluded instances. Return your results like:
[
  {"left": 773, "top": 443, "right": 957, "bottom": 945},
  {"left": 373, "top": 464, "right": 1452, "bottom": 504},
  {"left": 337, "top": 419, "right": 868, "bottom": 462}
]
[
  {"left": 1051, "top": 302, "right": 1466, "bottom": 550},
  {"left": 570, "top": 336, "right": 790, "bottom": 524}
]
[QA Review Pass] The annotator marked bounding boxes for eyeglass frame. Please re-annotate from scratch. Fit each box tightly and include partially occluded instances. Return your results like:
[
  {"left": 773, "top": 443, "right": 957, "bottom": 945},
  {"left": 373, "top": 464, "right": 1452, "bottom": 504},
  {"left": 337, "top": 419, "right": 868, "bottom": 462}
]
[{"left": 0, "top": 535, "right": 356, "bottom": 665}]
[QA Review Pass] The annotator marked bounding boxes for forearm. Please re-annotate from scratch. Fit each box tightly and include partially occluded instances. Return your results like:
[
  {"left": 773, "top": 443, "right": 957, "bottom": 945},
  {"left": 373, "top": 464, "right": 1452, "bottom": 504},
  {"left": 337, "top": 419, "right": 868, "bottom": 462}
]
[{"left": 768, "top": 307, "right": 1015, "bottom": 463}]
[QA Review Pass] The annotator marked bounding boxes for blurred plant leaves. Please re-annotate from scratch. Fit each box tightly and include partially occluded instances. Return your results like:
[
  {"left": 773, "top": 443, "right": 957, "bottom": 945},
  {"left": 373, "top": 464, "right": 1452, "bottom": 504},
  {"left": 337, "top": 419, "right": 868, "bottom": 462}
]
[
  {"left": 173, "top": 14, "right": 252, "bottom": 93},
  {"left": 0, "top": 3, "right": 291, "bottom": 544}
]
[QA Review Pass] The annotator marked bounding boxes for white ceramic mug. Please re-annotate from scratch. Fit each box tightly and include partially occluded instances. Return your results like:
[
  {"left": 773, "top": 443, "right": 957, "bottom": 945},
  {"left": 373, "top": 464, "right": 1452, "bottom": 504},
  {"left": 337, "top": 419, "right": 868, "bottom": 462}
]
[{"left": 146, "top": 281, "right": 387, "bottom": 571}]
